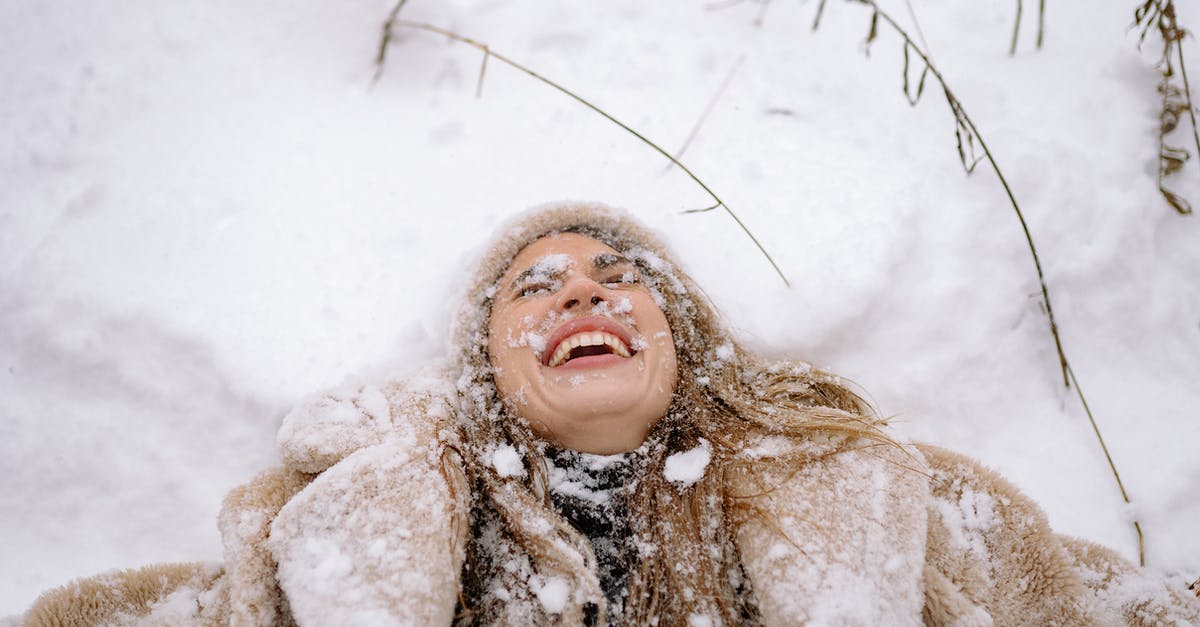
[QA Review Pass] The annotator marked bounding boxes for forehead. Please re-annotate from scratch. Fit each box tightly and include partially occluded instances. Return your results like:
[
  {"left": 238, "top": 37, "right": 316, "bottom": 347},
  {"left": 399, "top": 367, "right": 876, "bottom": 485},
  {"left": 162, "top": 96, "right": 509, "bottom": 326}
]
[{"left": 502, "top": 232, "right": 621, "bottom": 278}]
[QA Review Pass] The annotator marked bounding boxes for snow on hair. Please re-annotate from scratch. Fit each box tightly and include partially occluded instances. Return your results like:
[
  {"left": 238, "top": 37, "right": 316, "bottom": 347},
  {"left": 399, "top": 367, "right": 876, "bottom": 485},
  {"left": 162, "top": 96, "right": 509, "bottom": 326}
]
[{"left": 441, "top": 202, "right": 896, "bottom": 625}]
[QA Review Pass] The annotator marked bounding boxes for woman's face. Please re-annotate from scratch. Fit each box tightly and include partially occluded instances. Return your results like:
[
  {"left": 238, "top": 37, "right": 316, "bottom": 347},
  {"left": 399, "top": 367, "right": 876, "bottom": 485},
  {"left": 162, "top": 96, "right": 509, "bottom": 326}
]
[{"left": 487, "top": 233, "right": 678, "bottom": 454}]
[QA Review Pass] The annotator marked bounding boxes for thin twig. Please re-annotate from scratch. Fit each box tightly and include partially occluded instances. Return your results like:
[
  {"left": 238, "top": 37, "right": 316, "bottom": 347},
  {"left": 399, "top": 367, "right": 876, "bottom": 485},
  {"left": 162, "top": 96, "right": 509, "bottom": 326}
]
[
  {"left": 476, "top": 46, "right": 490, "bottom": 99},
  {"left": 1066, "top": 364, "right": 1145, "bottom": 566},
  {"left": 668, "top": 56, "right": 744, "bottom": 171},
  {"left": 381, "top": 20, "right": 790, "bottom": 286},
  {"left": 683, "top": 202, "right": 722, "bottom": 214},
  {"left": 1011, "top": 0, "right": 1023, "bottom": 56},
  {"left": 812, "top": 0, "right": 828, "bottom": 31},
  {"left": 372, "top": 0, "right": 410, "bottom": 84},
  {"left": 902, "top": 0, "right": 935, "bottom": 61},
  {"left": 1176, "top": 38, "right": 1200, "bottom": 170},
  {"left": 1037, "top": 0, "right": 1046, "bottom": 48},
  {"left": 1136, "top": 0, "right": 1197, "bottom": 214}
]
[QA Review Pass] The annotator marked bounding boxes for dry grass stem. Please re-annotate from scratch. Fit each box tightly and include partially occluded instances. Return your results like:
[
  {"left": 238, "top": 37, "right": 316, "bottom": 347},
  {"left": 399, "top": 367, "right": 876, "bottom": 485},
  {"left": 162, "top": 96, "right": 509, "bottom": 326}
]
[
  {"left": 839, "top": 0, "right": 1144, "bottom": 564},
  {"left": 373, "top": 0, "right": 410, "bottom": 84},
  {"left": 373, "top": 17, "right": 790, "bottom": 285},
  {"left": 476, "top": 46, "right": 490, "bottom": 98},
  {"left": 813, "top": 0, "right": 828, "bottom": 31},
  {"left": 1009, "top": 0, "right": 1046, "bottom": 55},
  {"left": 1011, "top": 0, "right": 1023, "bottom": 55},
  {"left": 1066, "top": 364, "right": 1145, "bottom": 566},
  {"left": 1135, "top": 0, "right": 1199, "bottom": 214},
  {"left": 902, "top": 0, "right": 935, "bottom": 60},
  {"left": 1038, "top": 0, "right": 1046, "bottom": 48}
]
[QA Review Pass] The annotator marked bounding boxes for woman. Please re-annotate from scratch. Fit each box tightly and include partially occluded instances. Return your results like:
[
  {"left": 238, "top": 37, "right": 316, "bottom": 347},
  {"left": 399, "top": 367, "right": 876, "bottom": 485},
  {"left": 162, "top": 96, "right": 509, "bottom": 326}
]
[{"left": 23, "top": 203, "right": 1200, "bottom": 625}]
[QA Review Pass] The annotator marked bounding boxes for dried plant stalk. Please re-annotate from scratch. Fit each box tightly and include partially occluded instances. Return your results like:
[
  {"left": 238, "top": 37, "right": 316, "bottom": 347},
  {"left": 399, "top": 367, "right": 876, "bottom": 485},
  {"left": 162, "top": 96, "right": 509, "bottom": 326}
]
[
  {"left": 842, "top": 0, "right": 1145, "bottom": 565},
  {"left": 1009, "top": 0, "right": 1047, "bottom": 55},
  {"left": 1135, "top": 0, "right": 1199, "bottom": 215}
]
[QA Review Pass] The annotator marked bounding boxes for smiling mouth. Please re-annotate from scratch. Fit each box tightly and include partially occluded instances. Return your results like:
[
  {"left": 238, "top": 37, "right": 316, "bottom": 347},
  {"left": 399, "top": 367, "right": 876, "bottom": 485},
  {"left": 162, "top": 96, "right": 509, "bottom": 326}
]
[{"left": 546, "top": 330, "right": 633, "bottom": 368}]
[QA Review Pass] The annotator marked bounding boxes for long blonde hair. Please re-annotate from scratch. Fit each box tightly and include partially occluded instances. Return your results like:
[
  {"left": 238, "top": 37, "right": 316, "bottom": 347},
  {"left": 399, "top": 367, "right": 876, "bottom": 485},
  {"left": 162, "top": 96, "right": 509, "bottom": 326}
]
[{"left": 443, "top": 204, "right": 894, "bottom": 625}]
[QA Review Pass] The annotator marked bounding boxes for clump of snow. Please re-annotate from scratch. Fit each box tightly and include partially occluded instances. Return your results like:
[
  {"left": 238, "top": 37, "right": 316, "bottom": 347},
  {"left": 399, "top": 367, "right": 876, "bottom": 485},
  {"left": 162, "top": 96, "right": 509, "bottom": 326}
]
[
  {"left": 664, "top": 439, "right": 712, "bottom": 487},
  {"left": 492, "top": 445, "right": 525, "bottom": 478},
  {"left": 518, "top": 330, "right": 547, "bottom": 354},
  {"left": 687, "top": 613, "right": 714, "bottom": 627},
  {"left": 512, "top": 253, "right": 572, "bottom": 295},
  {"left": 356, "top": 386, "right": 390, "bottom": 421},
  {"left": 533, "top": 576, "right": 569, "bottom": 614},
  {"left": 714, "top": 342, "right": 734, "bottom": 361}
]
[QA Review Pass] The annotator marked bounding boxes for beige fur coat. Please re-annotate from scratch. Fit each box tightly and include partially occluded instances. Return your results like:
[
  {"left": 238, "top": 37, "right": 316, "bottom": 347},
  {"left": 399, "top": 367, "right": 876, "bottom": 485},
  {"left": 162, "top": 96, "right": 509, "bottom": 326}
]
[{"left": 20, "top": 378, "right": 1200, "bottom": 626}]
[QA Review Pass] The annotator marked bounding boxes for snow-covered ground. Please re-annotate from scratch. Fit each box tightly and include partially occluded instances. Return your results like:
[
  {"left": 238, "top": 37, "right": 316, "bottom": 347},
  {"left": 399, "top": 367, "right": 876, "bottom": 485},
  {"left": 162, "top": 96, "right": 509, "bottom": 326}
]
[{"left": 3, "top": 0, "right": 1198, "bottom": 614}]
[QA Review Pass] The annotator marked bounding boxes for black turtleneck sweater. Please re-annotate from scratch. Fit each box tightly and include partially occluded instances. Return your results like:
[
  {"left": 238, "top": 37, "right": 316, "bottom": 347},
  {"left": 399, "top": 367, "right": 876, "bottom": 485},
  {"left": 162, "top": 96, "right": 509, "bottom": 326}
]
[{"left": 544, "top": 447, "right": 643, "bottom": 619}]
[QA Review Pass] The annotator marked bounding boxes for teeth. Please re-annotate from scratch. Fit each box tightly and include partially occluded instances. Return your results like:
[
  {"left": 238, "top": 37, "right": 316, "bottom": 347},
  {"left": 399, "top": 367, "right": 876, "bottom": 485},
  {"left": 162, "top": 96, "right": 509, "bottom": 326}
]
[{"left": 547, "top": 331, "right": 632, "bottom": 367}]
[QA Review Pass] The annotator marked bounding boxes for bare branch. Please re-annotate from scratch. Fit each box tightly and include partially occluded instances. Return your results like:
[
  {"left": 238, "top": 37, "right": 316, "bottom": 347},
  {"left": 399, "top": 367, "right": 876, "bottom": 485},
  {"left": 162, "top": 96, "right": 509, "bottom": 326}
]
[
  {"left": 1037, "top": 0, "right": 1046, "bottom": 48},
  {"left": 372, "top": 0, "right": 410, "bottom": 85},
  {"left": 1011, "top": 0, "right": 1023, "bottom": 56}
]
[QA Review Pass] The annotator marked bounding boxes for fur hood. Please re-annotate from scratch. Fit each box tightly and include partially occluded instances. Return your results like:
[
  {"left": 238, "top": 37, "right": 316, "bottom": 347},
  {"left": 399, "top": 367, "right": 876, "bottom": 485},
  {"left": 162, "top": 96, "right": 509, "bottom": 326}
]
[{"left": 20, "top": 203, "right": 1200, "bottom": 626}]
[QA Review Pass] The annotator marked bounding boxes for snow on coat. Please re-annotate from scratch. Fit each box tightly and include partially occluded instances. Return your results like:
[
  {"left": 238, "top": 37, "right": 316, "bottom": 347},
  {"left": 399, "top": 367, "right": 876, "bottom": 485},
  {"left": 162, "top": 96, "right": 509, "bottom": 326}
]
[
  {"left": 20, "top": 382, "right": 1199, "bottom": 625},
  {"left": 19, "top": 204, "right": 1200, "bottom": 626}
]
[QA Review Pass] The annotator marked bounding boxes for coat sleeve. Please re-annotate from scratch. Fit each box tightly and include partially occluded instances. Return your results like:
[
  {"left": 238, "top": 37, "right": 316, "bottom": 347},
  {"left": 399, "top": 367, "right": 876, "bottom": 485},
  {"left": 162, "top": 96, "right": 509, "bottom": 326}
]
[
  {"left": 732, "top": 436, "right": 931, "bottom": 626},
  {"left": 266, "top": 437, "right": 469, "bottom": 626},
  {"left": 20, "top": 562, "right": 225, "bottom": 626},
  {"left": 920, "top": 445, "right": 1200, "bottom": 626},
  {"left": 216, "top": 465, "right": 313, "bottom": 625},
  {"left": 1058, "top": 534, "right": 1200, "bottom": 626},
  {"left": 277, "top": 368, "right": 455, "bottom": 475},
  {"left": 18, "top": 465, "right": 313, "bottom": 627}
]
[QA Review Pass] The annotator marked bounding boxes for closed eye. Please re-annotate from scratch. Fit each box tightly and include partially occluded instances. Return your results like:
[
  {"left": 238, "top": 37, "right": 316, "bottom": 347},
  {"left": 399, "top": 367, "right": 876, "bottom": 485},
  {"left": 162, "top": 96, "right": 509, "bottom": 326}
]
[
  {"left": 516, "top": 281, "right": 556, "bottom": 298},
  {"left": 601, "top": 270, "right": 639, "bottom": 287}
]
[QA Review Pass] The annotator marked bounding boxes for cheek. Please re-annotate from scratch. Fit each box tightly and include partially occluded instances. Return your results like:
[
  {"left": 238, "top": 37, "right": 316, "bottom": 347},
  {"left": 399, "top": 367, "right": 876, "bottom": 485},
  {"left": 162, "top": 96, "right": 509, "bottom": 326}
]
[{"left": 489, "top": 305, "right": 556, "bottom": 368}]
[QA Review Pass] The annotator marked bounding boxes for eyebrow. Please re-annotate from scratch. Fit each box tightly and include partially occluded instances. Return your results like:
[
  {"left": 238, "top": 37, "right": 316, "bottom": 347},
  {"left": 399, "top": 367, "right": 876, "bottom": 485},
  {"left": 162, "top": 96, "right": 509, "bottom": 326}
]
[
  {"left": 592, "top": 253, "right": 632, "bottom": 270},
  {"left": 509, "top": 265, "right": 563, "bottom": 291},
  {"left": 507, "top": 253, "right": 634, "bottom": 292}
]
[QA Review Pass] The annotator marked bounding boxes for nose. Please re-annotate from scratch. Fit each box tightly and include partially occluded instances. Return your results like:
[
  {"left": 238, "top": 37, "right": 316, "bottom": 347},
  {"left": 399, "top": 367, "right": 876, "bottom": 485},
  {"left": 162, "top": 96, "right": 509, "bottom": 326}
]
[{"left": 557, "top": 275, "right": 606, "bottom": 311}]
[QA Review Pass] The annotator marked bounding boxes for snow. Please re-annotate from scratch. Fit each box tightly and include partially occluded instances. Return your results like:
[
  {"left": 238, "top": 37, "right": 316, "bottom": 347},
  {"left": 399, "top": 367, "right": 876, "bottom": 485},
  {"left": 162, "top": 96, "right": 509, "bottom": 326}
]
[
  {"left": 533, "top": 575, "right": 569, "bottom": 614},
  {"left": 935, "top": 486, "right": 1001, "bottom": 559},
  {"left": 3, "top": 0, "right": 1200, "bottom": 615},
  {"left": 491, "top": 444, "right": 525, "bottom": 478},
  {"left": 664, "top": 439, "right": 712, "bottom": 487},
  {"left": 548, "top": 449, "right": 635, "bottom": 505}
]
